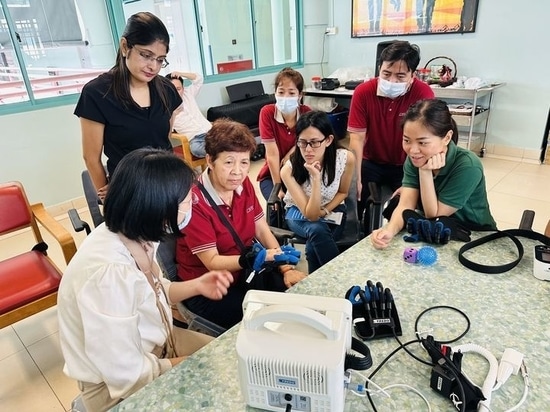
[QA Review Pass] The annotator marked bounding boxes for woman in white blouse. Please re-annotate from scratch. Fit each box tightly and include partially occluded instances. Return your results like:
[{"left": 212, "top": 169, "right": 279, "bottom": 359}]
[
  {"left": 57, "top": 148, "right": 232, "bottom": 412},
  {"left": 281, "top": 110, "right": 355, "bottom": 273}
]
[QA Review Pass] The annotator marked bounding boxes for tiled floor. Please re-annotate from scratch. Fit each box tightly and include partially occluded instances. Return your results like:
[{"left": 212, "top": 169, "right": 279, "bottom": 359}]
[{"left": 1, "top": 155, "right": 549, "bottom": 411}]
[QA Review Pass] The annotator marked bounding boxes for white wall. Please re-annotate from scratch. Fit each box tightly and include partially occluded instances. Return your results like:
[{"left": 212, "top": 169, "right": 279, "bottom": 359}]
[
  {"left": 318, "top": 0, "right": 549, "bottom": 152},
  {"left": 1, "top": 0, "right": 547, "bottom": 207}
]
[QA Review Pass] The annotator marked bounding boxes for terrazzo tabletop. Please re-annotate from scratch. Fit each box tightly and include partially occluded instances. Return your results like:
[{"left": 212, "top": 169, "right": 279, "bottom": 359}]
[{"left": 112, "top": 233, "right": 550, "bottom": 411}]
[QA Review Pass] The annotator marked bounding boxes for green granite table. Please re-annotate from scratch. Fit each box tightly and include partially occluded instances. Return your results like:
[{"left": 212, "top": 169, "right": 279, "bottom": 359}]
[{"left": 112, "top": 233, "right": 550, "bottom": 411}]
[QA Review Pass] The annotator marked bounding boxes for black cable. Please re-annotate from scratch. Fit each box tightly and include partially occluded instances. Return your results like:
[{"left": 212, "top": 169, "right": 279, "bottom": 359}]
[
  {"left": 364, "top": 338, "right": 422, "bottom": 411},
  {"left": 414, "top": 305, "right": 471, "bottom": 344}
]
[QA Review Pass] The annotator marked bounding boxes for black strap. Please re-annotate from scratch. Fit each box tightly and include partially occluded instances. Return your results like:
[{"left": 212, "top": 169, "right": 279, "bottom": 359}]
[
  {"left": 196, "top": 181, "right": 247, "bottom": 252},
  {"left": 458, "top": 229, "right": 550, "bottom": 273},
  {"left": 345, "top": 337, "right": 373, "bottom": 371}
]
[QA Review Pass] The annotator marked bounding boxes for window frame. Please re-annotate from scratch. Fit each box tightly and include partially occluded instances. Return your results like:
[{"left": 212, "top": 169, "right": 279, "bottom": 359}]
[{"left": 0, "top": 0, "right": 303, "bottom": 116}]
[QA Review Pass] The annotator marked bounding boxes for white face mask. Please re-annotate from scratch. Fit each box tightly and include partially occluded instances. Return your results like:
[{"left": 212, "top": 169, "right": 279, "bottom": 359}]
[
  {"left": 275, "top": 96, "right": 300, "bottom": 115},
  {"left": 178, "top": 208, "right": 192, "bottom": 231},
  {"left": 377, "top": 78, "right": 408, "bottom": 99}
]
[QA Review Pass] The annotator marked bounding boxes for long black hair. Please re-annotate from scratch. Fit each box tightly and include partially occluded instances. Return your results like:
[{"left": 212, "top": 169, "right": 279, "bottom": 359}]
[
  {"left": 107, "top": 12, "right": 173, "bottom": 112},
  {"left": 104, "top": 148, "right": 195, "bottom": 242},
  {"left": 290, "top": 110, "right": 341, "bottom": 185},
  {"left": 403, "top": 99, "right": 459, "bottom": 144}
]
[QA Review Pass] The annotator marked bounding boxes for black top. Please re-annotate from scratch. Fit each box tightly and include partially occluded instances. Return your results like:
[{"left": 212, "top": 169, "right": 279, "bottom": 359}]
[{"left": 74, "top": 72, "right": 182, "bottom": 177}]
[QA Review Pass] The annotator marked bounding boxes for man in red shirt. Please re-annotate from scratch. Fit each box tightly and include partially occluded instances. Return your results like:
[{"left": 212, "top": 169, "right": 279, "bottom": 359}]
[{"left": 347, "top": 40, "right": 434, "bottom": 233}]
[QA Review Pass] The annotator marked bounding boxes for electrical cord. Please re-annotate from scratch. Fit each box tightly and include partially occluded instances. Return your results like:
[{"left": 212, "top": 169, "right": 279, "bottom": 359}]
[
  {"left": 320, "top": 31, "right": 327, "bottom": 77},
  {"left": 414, "top": 305, "right": 471, "bottom": 344}
]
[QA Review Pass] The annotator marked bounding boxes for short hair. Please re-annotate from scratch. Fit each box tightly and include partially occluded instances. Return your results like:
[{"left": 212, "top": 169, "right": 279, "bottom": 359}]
[
  {"left": 379, "top": 40, "right": 421, "bottom": 73},
  {"left": 166, "top": 73, "right": 184, "bottom": 86},
  {"left": 273, "top": 67, "right": 305, "bottom": 92},
  {"left": 290, "top": 110, "right": 342, "bottom": 186},
  {"left": 103, "top": 148, "right": 195, "bottom": 242},
  {"left": 205, "top": 119, "right": 257, "bottom": 161},
  {"left": 403, "top": 99, "right": 459, "bottom": 144}
]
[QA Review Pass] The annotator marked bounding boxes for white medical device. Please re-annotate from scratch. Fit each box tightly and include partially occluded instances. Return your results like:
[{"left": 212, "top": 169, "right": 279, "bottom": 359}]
[
  {"left": 533, "top": 245, "right": 550, "bottom": 280},
  {"left": 236, "top": 290, "right": 352, "bottom": 412}
]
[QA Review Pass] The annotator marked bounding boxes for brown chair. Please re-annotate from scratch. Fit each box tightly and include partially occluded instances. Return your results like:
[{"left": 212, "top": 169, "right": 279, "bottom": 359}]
[
  {"left": 545, "top": 220, "right": 550, "bottom": 237},
  {"left": 0, "top": 181, "right": 77, "bottom": 329},
  {"left": 171, "top": 133, "right": 207, "bottom": 171}
]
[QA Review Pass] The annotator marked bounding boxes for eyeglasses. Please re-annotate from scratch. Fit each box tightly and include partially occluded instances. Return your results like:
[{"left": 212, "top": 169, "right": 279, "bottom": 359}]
[
  {"left": 296, "top": 138, "right": 327, "bottom": 149},
  {"left": 133, "top": 47, "right": 169, "bottom": 68}
]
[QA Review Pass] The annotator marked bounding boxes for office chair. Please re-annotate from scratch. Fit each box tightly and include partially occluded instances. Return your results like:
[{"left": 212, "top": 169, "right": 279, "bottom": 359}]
[
  {"left": 0, "top": 181, "right": 77, "bottom": 329},
  {"left": 171, "top": 133, "right": 207, "bottom": 171},
  {"left": 267, "top": 174, "right": 364, "bottom": 253},
  {"left": 156, "top": 235, "right": 226, "bottom": 338}
]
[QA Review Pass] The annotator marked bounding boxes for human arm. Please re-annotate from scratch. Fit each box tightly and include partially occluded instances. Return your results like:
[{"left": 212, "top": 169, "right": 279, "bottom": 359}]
[
  {"left": 418, "top": 152, "right": 458, "bottom": 218},
  {"left": 74, "top": 265, "right": 175, "bottom": 399},
  {"left": 81, "top": 118, "right": 108, "bottom": 198},
  {"left": 322, "top": 151, "right": 356, "bottom": 216},
  {"left": 168, "top": 271, "right": 233, "bottom": 303},
  {"left": 255, "top": 217, "right": 282, "bottom": 260},
  {"left": 264, "top": 140, "right": 283, "bottom": 186},
  {"left": 280, "top": 162, "right": 323, "bottom": 221},
  {"left": 170, "top": 71, "right": 198, "bottom": 81},
  {"left": 370, "top": 187, "right": 419, "bottom": 249},
  {"left": 348, "top": 132, "right": 366, "bottom": 201}
]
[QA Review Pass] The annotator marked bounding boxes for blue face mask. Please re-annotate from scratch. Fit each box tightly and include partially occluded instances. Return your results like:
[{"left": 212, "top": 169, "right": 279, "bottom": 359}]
[
  {"left": 377, "top": 78, "right": 408, "bottom": 99},
  {"left": 178, "top": 208, "right": 192, "bottom": 231},
  {"left": 275, "top": 96, "right": 300, "bottom": 115}
]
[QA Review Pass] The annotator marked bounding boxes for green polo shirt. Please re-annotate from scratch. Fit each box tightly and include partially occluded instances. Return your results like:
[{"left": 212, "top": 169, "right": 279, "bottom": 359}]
[{"left": 402, "top": 141, "right": 497, "bottom": 229}]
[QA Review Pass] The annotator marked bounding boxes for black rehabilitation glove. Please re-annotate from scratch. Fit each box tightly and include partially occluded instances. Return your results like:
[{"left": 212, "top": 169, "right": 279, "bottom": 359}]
[{"left": 402, "top": 210, "right": 471, "bottom": 244}]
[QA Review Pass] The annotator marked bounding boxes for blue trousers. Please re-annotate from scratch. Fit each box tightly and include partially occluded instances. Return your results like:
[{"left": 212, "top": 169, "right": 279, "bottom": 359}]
[
  {"left": 189, "top": 132, "right": 207, "bottom": 158},
  {"left": 286, "top": 204, "right": 347, "bottom": 273}
]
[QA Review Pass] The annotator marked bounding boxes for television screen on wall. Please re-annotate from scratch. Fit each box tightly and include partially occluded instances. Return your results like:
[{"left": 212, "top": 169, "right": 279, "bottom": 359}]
[{"left": 351, "top": 0, "right": 479, "bottom": 38}]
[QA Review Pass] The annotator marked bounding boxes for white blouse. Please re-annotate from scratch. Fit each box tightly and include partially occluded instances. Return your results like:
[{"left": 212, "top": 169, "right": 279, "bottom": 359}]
[
  {"left": 283, "top": 148, "right": 349, "bottom": 209},
  {"left": 57, "top": 224, "right": 173, "bottom": 400}
]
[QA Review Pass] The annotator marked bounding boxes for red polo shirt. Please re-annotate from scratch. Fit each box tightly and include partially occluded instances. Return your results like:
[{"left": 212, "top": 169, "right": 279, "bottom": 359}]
[
  {"left": 176, "top": 171, "right": 264, "bottom": 283},
  {"left": 347, "top": 78, "right": 434, "bottom": 165},
  {"left": 257, "top": 103, "right": 311, "bottom": 181}
]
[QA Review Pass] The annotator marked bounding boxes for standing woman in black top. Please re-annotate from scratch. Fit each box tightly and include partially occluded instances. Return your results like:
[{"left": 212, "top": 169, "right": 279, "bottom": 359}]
[{"left": 74, "top": 12, "right": 182, "bottom": 201}]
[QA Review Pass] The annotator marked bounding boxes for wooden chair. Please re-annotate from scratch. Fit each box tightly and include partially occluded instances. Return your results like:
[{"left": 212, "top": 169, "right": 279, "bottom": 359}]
[
  {"left": 171, "top": 133, "right": 207, "bottom": 171},
  {"left": 0, "top": 181, "right": 77, "bottom": 328},
  {"left": 545, "top": 219, "right": 550, "bottom": 237}
]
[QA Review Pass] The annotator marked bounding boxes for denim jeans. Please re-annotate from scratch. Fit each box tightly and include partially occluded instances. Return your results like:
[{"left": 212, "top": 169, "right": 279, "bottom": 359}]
[
  {"left": 285, "top": 203, "right": 347, "bottom": 274},
  {"left": 189, "top": 132, "right": 207, "bottom": 158}
]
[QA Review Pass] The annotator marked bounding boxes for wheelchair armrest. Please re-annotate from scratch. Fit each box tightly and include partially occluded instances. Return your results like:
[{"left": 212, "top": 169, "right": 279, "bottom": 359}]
[
  {"left": 68, "top": 208, "right": 91, "bottom": 235},
  {"left": 518, "top": 209, "right": 535, "bottom": 231},
  {"left": 267, "top": 182, "right": 283, "bottom": 208},
  {"left": 366, "top": 181, "right": 383, "bottom": 204}
]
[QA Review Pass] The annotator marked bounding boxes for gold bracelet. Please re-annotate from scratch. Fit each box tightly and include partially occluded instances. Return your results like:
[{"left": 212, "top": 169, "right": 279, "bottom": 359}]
[{"left": 322, "top": 206, "right": 330, "bottom": 217}]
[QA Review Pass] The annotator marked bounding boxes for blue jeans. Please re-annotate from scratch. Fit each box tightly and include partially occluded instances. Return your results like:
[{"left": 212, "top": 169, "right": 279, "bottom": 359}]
[
  {"left": 285, "top": 204, "right": 347, "bottom": 273},
  {"left": 189, "top": 132, "right": 207, "bottom": 158}
]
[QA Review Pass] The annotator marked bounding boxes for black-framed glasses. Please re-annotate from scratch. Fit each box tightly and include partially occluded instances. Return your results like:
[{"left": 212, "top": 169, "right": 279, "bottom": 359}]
[
  {"left": 133, "top": 47, "right": 169, "bottom": 68},
  {"left": 296, "top": 138, "right": 327, "bottom": 149}
]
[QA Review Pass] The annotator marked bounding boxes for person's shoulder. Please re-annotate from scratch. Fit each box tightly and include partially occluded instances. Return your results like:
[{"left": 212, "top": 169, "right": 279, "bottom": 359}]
[
  {"left": 355, "top": 78, "right": 377, "bottom": 92},
  {"left": 81, "top": 72, "right": 112, "bottom": 94},
  {"left": 261, "top": 103, "right": 276, "bottom": 114},
  {"left": 410, "top": 79, "right": 435, "bottom": 97}
]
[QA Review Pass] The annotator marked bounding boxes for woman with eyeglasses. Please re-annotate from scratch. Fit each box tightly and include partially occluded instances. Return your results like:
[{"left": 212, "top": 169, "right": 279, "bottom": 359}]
[
  {"left": 280, "top": 110, "right": 356, "bottom": 273},
  {"left": 74, "top": 12, "right": 181, "bottom": 202}
]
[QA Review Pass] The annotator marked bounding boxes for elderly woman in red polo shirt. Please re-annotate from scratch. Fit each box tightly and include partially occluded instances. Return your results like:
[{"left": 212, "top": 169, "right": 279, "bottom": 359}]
[{"left": 175, "top": 119, "right": 305, "bottom": 329}]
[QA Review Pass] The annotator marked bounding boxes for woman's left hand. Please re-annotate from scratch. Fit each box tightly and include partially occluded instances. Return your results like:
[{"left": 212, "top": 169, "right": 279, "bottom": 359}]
[
  {"left": 197, "top": 270, "right": 233, "bottom": 300},
  {"left": 421, "top": 152, "right": 446, "bottom": 170},
  {"left": 282, "top": 268, "right": 307, "bottom": 288}
]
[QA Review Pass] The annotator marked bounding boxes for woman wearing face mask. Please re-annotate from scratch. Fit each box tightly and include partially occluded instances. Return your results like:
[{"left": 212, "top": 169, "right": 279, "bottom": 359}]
[
  {"left": 58, "top": 149, "right": 232, "bottom": 412},
  {"left": 176, "top": 119, "right": 306, "bottom": 329},
  {"left": 371, "top": 99, "right": 496, "bottom": 249},
  {"left": 281, "top": 111, "right": 355, "bottom": 273},
  {"left": 257, "top": 67, "right": 311, "bottom": 220}
]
